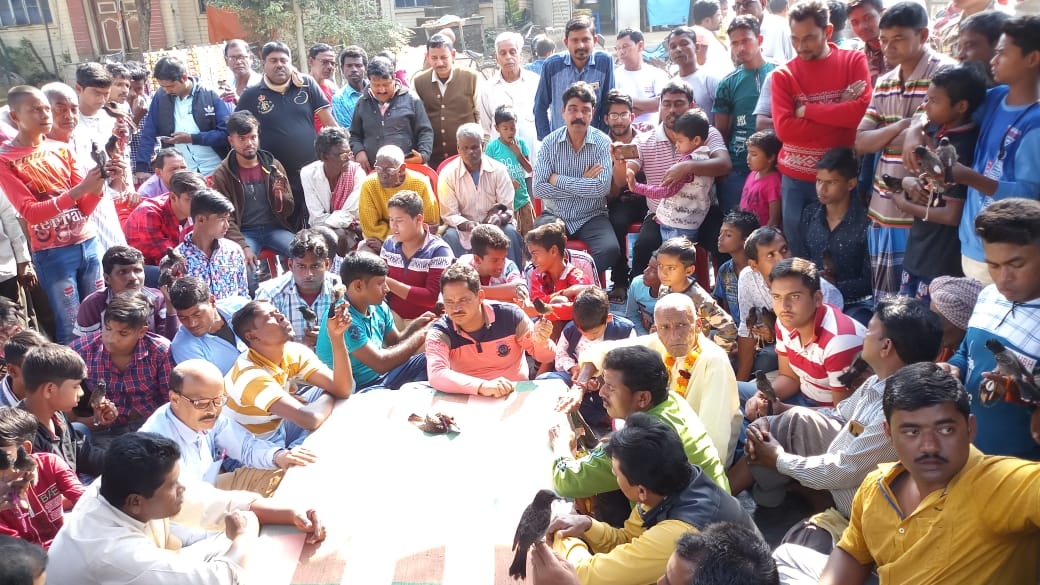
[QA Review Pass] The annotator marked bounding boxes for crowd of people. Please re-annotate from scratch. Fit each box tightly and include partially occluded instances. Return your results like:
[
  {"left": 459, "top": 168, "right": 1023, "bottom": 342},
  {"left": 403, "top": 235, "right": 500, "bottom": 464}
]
[{"left": 0, "top": 0, "right": 1039, "bottom": 582}]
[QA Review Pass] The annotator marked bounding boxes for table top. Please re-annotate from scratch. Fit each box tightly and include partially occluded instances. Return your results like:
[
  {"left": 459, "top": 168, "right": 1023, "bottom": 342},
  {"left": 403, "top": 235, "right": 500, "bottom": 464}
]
[{"left": 253, "top": 379, "right": 569, "bottom": 585}]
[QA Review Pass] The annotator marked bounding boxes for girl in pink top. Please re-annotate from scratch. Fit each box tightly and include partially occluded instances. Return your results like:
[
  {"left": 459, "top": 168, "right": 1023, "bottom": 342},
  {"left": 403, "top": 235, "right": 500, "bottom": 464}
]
[{"left": 740, "top": 130, "right": 782, "bottom": 229}]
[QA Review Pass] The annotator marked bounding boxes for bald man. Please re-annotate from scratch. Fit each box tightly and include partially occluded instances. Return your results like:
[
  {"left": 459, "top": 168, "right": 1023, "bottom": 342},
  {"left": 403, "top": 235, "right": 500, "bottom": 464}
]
[{"left": 139, "top": 359, "right": 315, "bottom": 497}]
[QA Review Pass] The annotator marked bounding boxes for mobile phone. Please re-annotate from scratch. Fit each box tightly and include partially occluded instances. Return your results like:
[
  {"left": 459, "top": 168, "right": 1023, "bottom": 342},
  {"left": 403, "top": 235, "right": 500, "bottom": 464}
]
[{"left": 614, "top": 144, "right": 639, "bottom": 160}]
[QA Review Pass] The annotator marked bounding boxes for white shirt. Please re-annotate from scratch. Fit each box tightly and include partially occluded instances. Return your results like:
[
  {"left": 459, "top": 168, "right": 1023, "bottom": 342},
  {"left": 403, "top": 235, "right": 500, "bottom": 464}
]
[
  {"left": 478, "top": 69, "right": 541, "bottom": 158},
  {"left": 0, "top": 183, "right": 30, "bottom": 282},
  {"left": 140, "top": 403, "right": 283, "bottom": 485},
  {"left": 675, "top": 70, "right": 723, "bottom": 125},
  {"left": 48, "top": 481, "right": 258, "bottom": 585},
  {"left": 73, "top": 113, "right": 128, "bottom": 251},
  {"left": 761, "top": 12, "right": 795, "bottom": 62},
  {"left": 612, "top": 64, "right": 671, "bottom": 125},
  {"left": 300, "top": 159, "right": 365, "bottom": 228},
  {"left": 437, "top": 155, "right": 515, "bottom": 227}
]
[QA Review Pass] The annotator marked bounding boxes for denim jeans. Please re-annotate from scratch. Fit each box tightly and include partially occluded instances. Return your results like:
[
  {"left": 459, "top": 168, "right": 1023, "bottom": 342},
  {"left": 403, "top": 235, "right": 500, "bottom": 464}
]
[
  {"left": 33, "top": 239, "right": 101, "bottom": 343},
  {"left": 268, "top": 384, "right": 330, "bottom": 448},
  {"left": 358, "top": 353, "right": 429, "bottom": 393},
  {"left": 660, "top": 225, "right": 699, "bottom": 242},
  {"left": 443, "top": 223, "right": 525, "bottom": 268},
  {"left": 780, "top": 176, "right": 819, "bottom": 258},
  {"left": 719, "top": 170, "right": 750, "bottom": 215},
  {"left": 242, "top": 225, "right": 295, "bottom": 258}
]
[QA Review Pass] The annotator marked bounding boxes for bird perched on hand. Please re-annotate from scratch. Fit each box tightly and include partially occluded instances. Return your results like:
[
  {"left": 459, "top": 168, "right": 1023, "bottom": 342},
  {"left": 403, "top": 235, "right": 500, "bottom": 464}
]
[
  {"left": 754, "top": 370, "right": 777, "bottom": 416},
  {"left": 158, "top": 248, "right": 187, "bottom": 288},
  {"left": 915, "top": 145, "right": 944, "bottom": 182},
  {"left": 510, "top": 489, "right": 558, "bottom": 580},
  {"left": 837, "top": 355, "right": 872, "bottom": 391},
  {"left": 937, "top": 136, "right": 958, "bottom": 185},
  {"left": 982, "top": 338, "right": 1040, "bottom": 405},
  {"left": 298, "top": 306, "right": 318, "bottom": 328}
]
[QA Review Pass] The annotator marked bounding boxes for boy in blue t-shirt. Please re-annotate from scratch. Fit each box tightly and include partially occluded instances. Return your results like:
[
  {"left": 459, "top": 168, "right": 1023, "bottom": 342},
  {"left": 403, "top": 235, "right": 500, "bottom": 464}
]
[
  {"left": 713, "top": 209, "right": 760, "bottom": 324},
  {"left": 316, "top": 251, "right": 428, "bottom": 391},
  {"left": 484, "top": 105, "right": 535, "bottom": 236}
]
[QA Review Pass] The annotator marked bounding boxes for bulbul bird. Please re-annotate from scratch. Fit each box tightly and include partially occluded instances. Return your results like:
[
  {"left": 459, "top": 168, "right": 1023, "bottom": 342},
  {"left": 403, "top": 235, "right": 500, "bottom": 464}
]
[
  {"left": 983, "top": 338, "right": 1040, "bottom": 405},
  {"left": 937, "top": 136, "right": 958, "bottom": 185},
  {"left": 753, "top": 370, "right": 777, "bottom": 416},
  {"left": 90, "top": 142, "right": 109, "bottom": 179},
  {"left": 102, "top": 101, "right": 138, "bottom": 131},
  {"left": 915, "top": 145, "right": 944, "bottom": 182},
  {"left": 568, "top": 410, "right": 599, "bottom": 452},
  {"left": 328, "top": 284, "right": 347, "bottom": 319},
  {"left": 881, "top": 174, "right": 904, "bottom": 193},
  {"left": 407, "top": 412, "right": 460, "bottom": 434},
  {"left": 532, "top": 298, "right": 554, "bottom": 316},
  {"left": 837, "top": 355, "right": 871, "bottom": 391},
  {"left": 298, "top": 306, "right": 318, "bottom": 327},
  {"left": 821, "top": 248, "right": 837, "bottom": 278},
  {"left": 510, "top": 489, "right": 558, "bottom": 580},
  {"left": 158, "top": 248, "right": 187, "bottom": 288},
  {"left": 90, "top": 380, "right": 107, "bottom": 425},
  {"left": 1, "top": 446, "right": 37, "bottom": 511}
]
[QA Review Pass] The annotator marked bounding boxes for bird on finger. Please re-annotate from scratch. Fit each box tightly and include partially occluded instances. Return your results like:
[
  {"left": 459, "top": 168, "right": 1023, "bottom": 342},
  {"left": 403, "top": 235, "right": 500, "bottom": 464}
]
[
  {"left": 983, "top": 338, "right": 1040, "bottom": 405},
  {"left": 754, "top": 370, "right": 777, "bottom": 416},
  {"left": 937, "top": 136, "right": 958, "bottom": 185},
  {"left": 510, "top": 489, "right": 559, "bottom": 580}
]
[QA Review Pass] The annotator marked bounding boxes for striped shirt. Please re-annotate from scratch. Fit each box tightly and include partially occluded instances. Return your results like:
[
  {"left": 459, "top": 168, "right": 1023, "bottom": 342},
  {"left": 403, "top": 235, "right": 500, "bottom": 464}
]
[
  {"left": 774, "top": 303, "right": 865, "bottom": 405},
  {"left": 736, "top": 266, "right": 845, "bottom": 337},
  {"left": 380, "top": 229, "right": 454, "bottom": 318},
  {"left": 859, "top": 49, "right": 955, "bottom": 226},
  {"left": 224, "top": 343, "right": 325, "bottom": 438},
  {"left": 532, "top": 126, "right": 613, "bottom": 232},
  {"left": 255, "top": 272, "right": 341, "bottom": 345},
  {"left": 632, "top": 124, "right": 726, "bottom": 213}
]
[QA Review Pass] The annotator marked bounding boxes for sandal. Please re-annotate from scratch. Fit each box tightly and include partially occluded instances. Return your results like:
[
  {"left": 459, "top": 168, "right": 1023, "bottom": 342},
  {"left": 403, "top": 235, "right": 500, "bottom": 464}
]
[{"left": 608, "top": 287, "right": 628, "bottom": 304}]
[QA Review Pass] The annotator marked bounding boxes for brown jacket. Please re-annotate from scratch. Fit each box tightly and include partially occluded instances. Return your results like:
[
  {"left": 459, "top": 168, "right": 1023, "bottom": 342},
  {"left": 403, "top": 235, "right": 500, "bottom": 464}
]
[
  {"left": 411, "top": 67, "right": 480, "bottom": 168},
  {"left": 209, "top": 149, "right": 294, "bottom": 250}
]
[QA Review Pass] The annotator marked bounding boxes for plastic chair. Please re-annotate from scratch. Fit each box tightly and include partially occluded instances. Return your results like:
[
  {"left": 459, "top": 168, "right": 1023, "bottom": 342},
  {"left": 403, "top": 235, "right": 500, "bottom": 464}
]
[
  {"left": 258, "top": 249, "right": 283, "bottom": 278},
  {"left": 403, "top": 163, "right": 440, "bottom": 198},
  {"left": 435, "top": 154, "right": 459, "bottom": 176}
]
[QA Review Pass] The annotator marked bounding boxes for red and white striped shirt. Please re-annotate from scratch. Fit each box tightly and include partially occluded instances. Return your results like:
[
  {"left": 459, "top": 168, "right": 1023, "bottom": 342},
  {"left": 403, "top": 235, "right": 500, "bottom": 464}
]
[
  {"left": 775, "top": 304, "right": 865, "bottom": 405},
  {"left": 632, "top": 124, "right": 726, "bottom": 213}
]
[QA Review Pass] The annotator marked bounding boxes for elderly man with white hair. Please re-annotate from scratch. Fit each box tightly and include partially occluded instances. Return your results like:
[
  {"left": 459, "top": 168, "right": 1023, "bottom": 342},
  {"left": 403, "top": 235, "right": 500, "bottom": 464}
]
[
  {"left": 438, "top": 123, "right": 524, "bottom": 266},
  {"left": 479, "top": 31, "right": 541, "bottom": 158},
  {"left": 357, "top": 144, "right": 441, "bottom": 253},
  {"left": 566, "top": 292, "right": 742, "bottom": 464}
]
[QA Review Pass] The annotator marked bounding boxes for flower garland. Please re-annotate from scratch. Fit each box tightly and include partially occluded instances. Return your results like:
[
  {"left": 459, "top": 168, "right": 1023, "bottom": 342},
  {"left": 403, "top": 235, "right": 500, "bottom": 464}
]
[{"left": 664, "top": 350, "right": 699, "bottom": 398}]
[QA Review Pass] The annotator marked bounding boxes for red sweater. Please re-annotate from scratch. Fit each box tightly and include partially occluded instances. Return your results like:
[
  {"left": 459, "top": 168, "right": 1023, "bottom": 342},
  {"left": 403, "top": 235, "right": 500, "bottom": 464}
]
[
  {"left": 0, "top": 452, "right": 84, "bottom": 549},
  {"left": 771, "top": 44, "right": 872, "bottom": 182}
]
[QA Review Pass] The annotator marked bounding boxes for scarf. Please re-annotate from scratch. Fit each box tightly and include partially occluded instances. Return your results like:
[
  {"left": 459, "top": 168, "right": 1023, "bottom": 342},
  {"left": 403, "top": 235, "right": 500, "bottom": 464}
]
[
  {"left": 263, "top": 69, "right": 307, "bottom": 94},
  {"left": 330, "top": 164, "right": 358, "bottom": 211}
]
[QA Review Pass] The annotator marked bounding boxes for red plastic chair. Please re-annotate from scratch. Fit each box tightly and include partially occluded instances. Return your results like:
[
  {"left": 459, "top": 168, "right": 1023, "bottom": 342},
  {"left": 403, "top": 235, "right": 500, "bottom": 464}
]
[
  {"left": 435, "top": 155, "right": 459, "bottom": 176},
  {"left": 258, "top": 249, "right": 283, "bottom": 278},
  {"left": 403, "top": 163, "right": 440, "bottom": 198}
]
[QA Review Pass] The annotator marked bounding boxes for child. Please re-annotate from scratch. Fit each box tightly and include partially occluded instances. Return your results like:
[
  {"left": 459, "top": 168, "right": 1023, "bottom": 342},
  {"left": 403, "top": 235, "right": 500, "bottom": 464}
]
[
  {"left": 656, "top": 237, "right": 738, "bottom": 352},
  {"left": 799, "top": 147, "right": 872, "bottom": 324},
  {"left": 626, "top": 253, "right": 662, "bottom": 335},
  {"left": 0, "top": 406, "right": 85, "bottom": 549},
  {"left": 485, "top": 106, "right": 535, "bottom": 236},
  {"left": 458, "top": 224, "right": 525, "bottom": 302},
  {"left": 175, "top": 188, "right": 249, "bottom": 300},
  {"left": 524, "top": 221, "right": 596, "bottom": 323},
  {"left": 713, "top": 209, "right": 761, "bottom": 323},
  {"left": 626, "top": 110, "right": 714, "bottom": 242},
  {"left": 893, "top": 65, "right": 985, "bottom": 306},
  {"left": 739, "top": 130, "right": 782, "bottom": 228},
  {"left": 539, "top": 288, "right": 636, "bottom": 430}
]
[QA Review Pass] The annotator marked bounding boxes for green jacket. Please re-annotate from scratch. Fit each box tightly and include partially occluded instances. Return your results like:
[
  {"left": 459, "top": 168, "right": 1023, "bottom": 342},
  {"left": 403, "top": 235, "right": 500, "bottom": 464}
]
[{"left": 552, "top": 392, "right": 730, "bottom": 497}]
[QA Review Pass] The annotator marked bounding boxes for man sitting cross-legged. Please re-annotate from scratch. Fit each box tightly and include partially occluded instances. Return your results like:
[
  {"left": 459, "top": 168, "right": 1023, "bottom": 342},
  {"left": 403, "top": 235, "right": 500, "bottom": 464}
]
[
  {"left": 426, "top": 263, "right": 555, "bottom": 397},
  {"left": 317, "top": 251, "right": 430, "bottom": 392},
  {"left": 47, "top": 432, "right": 326, "bottom": 584},
  {"left": 550, "top": 345, "right": 729, "bottom": 529},
  {"left": 543, "top": 414, "right": 756, "bottom": 585},
  {"left": 225, "top": 300, "right": 353, "bottom": 447},
  {"left": 141, "top": 360, "right": 315, "bottom": 498},
  {"left": 168, "top": 277, "right": 248, "bottom": 375}
]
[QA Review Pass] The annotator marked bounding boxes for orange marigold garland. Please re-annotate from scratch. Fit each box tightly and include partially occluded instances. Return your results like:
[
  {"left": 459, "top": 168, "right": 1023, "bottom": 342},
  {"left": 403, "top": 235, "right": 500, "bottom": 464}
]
[{"left": 664, "top": 350, "right": 699, "bottom": 398}]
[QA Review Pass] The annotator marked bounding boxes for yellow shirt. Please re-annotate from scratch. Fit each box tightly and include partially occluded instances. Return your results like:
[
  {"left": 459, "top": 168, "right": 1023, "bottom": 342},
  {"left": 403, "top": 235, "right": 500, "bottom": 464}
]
[
  {"left": 838, "top": 446, "right": 1040, "bottom": 584},
  {"left": 224, "top": 342, "right": 324, "bottom": 437},
  {"left": 357, "top": 170, "right": 440, "bottom": 241}
]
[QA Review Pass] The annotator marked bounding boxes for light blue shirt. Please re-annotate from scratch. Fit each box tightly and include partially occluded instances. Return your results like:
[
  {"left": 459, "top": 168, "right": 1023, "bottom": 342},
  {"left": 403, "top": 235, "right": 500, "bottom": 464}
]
[
  {"left": 170, "top": 297, "right": 249, "bottom": 374},
  {"left": 532, "top": 125, "right": 612, "bottom": 232},
  {"left": 139, "top": 403, "right": 282, "bottom": 484},
  {"left": 172, "top": 90, "right": 224, "bottom": 175},
  {"left": 331, "top": 82, "right": 366, "bottom": 128}
]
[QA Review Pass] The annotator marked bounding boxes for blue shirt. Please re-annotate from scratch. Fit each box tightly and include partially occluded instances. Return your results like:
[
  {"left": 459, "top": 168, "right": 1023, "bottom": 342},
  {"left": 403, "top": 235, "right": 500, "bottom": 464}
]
[
  {"left": 331, "top": 82, "right": 366, "bottom": 127},
  {"left": 532, "top": 125, "right": 613, "bottom": 233},
  {"left": 960, "top": 86, "right": 1040, "bottom": 262},
  {"left": 534, "top": 51, "right": 614, "bottom": 139},
  {"left": 170, "top": 297, "right": 249, "bottom": 374},
  {"left": 316, "top": 300, "right": 394, "bottom": 386},
  {"left": 713, "top": 259, "right": 740, "bottom": 325},
  {"left": 625, "top": 274, "right": 659, "bottom": 335},
  {"left": 171, "top": 87, "right": 224, "bottom": 175}
]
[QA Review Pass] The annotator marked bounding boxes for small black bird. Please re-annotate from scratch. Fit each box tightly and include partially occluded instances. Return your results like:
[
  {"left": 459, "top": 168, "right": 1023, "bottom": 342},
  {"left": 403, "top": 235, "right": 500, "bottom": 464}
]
[
  {"left": 510, "top": 489, "right": 558, "bottom": 580},
  {"left": 298, "top": 305, "right": 318, "bottom": 327},
  {"left": 937, "top": 136, "right": 958, "bottom": 185},
  {"left": 532, "top": 298, "right": 554, "bottom": 316},
  {"left": 837, "top": 355, "right": 871, "bottom": 391},
  {"left": 984, "top": 338, "right": 1040, "bottom": 404},
  {"left": 753, "top": 370, "right": 777, "bottom": 416}
]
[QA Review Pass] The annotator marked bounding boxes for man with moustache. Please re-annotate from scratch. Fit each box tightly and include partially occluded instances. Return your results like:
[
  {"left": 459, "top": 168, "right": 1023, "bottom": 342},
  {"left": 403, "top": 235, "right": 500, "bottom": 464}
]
[
  {"left": 331, "top": 45, "right": 368, "bottom": 127},
  {"left": 479, "top": 31, "right": 541, "bottom": 155},
  {"left": 220, "top": 39, "right": 262, "bottom": 104},
  {"left": 535, "top": 15, "right": 615, "bottom": 138},
  {"left": 412, "top": 34, "right": 481, "bottom": 168},
  {"left": 350, "top": 58, "right": 433, "bottom": 172},
  {"left": 140, "top": 359, "right": 315, "bottom": 496}
]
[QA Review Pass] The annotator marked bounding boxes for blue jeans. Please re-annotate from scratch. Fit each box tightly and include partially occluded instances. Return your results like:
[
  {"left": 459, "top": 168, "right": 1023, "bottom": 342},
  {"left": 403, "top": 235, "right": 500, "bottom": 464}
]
[
  {"left": 34, "top": 239, "right": 101, "bottom": 343},
  {"left": 780, "top": 176, "right": 818, "bottom": 258},
  {"left": 660, "top": 225, "right": 699, "bottom": 242},
  {"left": 268, "top": 384, "right": 328, "bottom": 448},
  {"left": 443, "top": 223, "right": 525, "bottom": 268},
  {"left": 242, "top": 225, "right": 295, "bottom": 258},
  {"left": 719, "top": 170, "right": 750, "bottom": 214},
  {"left": 358, "top": 353, "right": 428, "bottom": 392}
]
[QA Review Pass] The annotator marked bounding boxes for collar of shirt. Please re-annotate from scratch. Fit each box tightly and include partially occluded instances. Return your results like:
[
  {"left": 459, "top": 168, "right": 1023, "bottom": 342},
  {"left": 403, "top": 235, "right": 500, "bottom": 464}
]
[
  {"left": 97, "top": 334, "right": 156, "bottom": 364},
  {"left": 163, "top": 404, "right": 210, "bottom": 450},
  {"left": 490, "top": 69, "right": 538, "bottom": 87},
  {"left": 783, "top": 304, "right": 830, "bottom": 348},
  {"left": 874, "top": 445, "right": 984, "bottom": 518},
  {"left": 171, "top": 79, "right": 200, "bottom": 102},
  {"left": 448, "top": 300, "right": 497, "bottom": 337},
  {"left": 245, "top": 346, "right": 290, "bottom": 377},
  {"left": 536, "top": 260, "right": 582, "bottom": 290},
  {"left": 262, "top": 271, "right": 339, "bottom": 300},
  {"left": 432, "top": 68, "right": 456, "bottom": 92},
  {"left": 549, "top": 126, "right": 597, "bottom": 147},
  {"left": 449, "top": 155, "right": 497, "bottom": 180},
  {"left": 389, "top": 227, "right": 439, "bottom": 256}
]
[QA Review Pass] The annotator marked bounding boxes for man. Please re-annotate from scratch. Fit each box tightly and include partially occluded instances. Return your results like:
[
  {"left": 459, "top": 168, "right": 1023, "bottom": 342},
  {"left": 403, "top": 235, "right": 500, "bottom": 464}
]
[
  {"left": 551, "top": 345, "right": 729, "bottom": 504},
  {"left": 255, "top": 229, "right": 342, "bottom": 349},
  {"left": 317, "top": 251, "right": 428, "bottom": 390},
  {"left": 761, "top": 0, "right": 795, "bottom": 62},
  {"left": 308, "top": 43, "right": 339, "bottom": 130},
  {"left": 168, "top": 277, "right": 248, "bottom": 375},
  {"left": 412, "top": 34, "right": 481, "bottom": 169},
  {"left": 175, "top": 188, "right": 248, "bottom": 300},
  {"left": 479, "top": 31, "right": 541, "bottom": 153},
  {"left": 545, "top": 414, "right": 755, "bottom": 585},
  {"left": 357, "top": 145, "right": 440, "bottom": 248},
  {"left": 350, "top": 58, "right": 433, "bottom": 172},
  {"left": 124, "top": 169, "right": 203, "bottom": 269},
  {"left": 945, "top": 199, "right": 1040, "bottom": 460},
  {"left": 666, "top": 26, "right": 724, "bottom": 123},
  {"left": 846, "top": 0, "right": 890, "bottom": 84},
  {"left": 225, "top": 300, "right": 352, "bottom": 446},
  {"left": 426, "top": 263, "right": 554, "bottom": 396},
  {"left": 211, "top": 110, "right": 295, "bottom": 269},
  {"left": 135, "top": 56, "right": 230, "bottom": 179},
  {"left": 47, "top": 432, "right": 326, "bottom": 584},
  {"left": 237, "top": 41, "right": 338, "bottom": 230},
  {"left": 439, "top": 123, "right": 523, "bottom": 265},
  {"left": 855, "top": 2, "right": 954, "bottom": 300},
  {"left": 602, "top": 90, "right": 646, "bottom": 304},
  {"left": 527, "top": 35, "right": 557, "bottom": 76},
  {"left": 692, "top": 1, "right": 735, "bottom": 76},
  {"left": 331, "top": 45, "right": 368, "bottom": 127},
  {"left": 380, "top": 191, "right": 453, "bottom": 321},
  {"left": 613, "top": 29, "right": 670, "bottom": 128},
  {"left": 0, "top": 86, "right": 106, "bottom": 344},
  {"left": 771, "top": 0, "right": 871, "bottom": 257},
  {"left": 616, "top": 80, "right": 733, "bottom": 284},
  {"left": 815, "top": 363, "right": 1040, "bottom": 584},
  {"left": 956, "top": 11, "right": 1010, "bottom": 85},
  {"left": 74, "top": 245, "right": 178, "bottom": 340},
  {"left": 221, "top": 39, "right": 262, "bottom": 104},
  {"left": 70, "top": 293, "right": 172, "bottom": 437},
  {"left": 141, "top": 360, "right": 314, "bottom": 496},
  {"left": 535, "top": 15, "right": 615, "bottom": 139},
  {"left": 533, "top": 81, "right": 619, "bottom": 284},
  {"left": 714, "top": 16, "right": 778, "bottom": 213},
  {"left": 136, "top": 148, "right": 187, "bottom": 200},
  {"left": 457, "top": 224, "right": 524, "bottom": 302},
  {"left": 933, "top": 0, "right": 994, "bottom": 58}
]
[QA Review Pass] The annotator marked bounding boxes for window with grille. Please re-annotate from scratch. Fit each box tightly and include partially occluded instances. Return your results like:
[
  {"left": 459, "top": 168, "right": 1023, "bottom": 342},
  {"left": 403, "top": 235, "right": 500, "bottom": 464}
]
[
  {"left": 394, "top": 0, "right": 432, "bottom": 7},
  {"left": 0, "top": 0, "right": 52, "bottom": 26}
]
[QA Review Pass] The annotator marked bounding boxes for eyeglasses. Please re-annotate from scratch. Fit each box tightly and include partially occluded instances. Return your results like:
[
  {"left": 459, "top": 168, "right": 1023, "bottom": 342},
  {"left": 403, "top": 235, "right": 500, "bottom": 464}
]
[
  {"left": 606, "top": 112, "right": 631, "bottom": 121},
  {"left": 179, "top": 394, "right": 229, "bottom": 410},
  {"left": 373, "top": 165, "right": 400, "bottom": 174},
  {"left": 227, "top": 55, "right": 252, "bottom": 62}
]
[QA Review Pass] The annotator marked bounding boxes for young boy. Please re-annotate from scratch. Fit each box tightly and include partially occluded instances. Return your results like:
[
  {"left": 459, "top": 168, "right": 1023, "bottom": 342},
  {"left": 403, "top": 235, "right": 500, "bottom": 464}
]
[
  {"left": 74, "top": 246, "right": 178, "bottom": 341},
  {"left": 0, "top": 406, "right": 84, "bottom": 549},
  {"left": 175, "top": 188, "right": 249, "bottom": 300},
  {"left": 457, "top": 224, "right": 524, "bottom": 302},
  {"left": 893, "top": 65, "right": 985, "bottom": 306},
  {"left": 656, "top": 237, "right": 738, "bottom": 352},
  {"left": 0, "top": 331, "right": 48, "bottom": 408},
  {"left": 380, "top": 190, "right": 454, "bottom": 321},
  {"left": 626, "top": 111, "right": 714, "bottom": 242},
  {"left": 799, "top": 147, "right": 872, "bottom": 324},
  {"left": 626, "top": 253, "right": 661, "bottom": 335},
  {"left": 713, "top": 209, "right": 760, "bottom": 323},
  {"left": 485, "top": 106, "right": 535, "bottom": 236},
  {"left": 524, "top": 221, "right": 596, "bottom": 322},
  {"left": 0, "top": 86, "right": 107, "bottom": 344}
]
